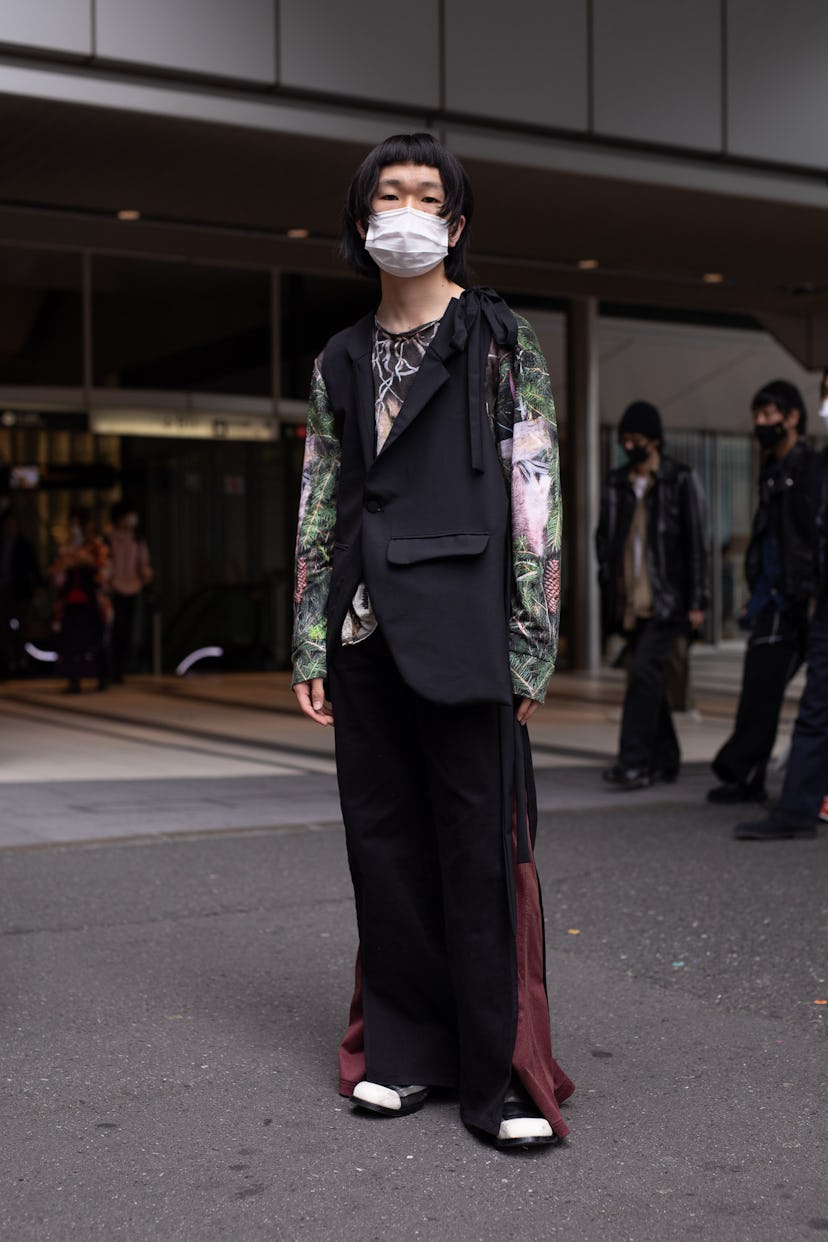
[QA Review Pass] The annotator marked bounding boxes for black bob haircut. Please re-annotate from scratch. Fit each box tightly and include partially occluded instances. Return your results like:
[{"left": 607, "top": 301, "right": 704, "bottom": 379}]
[
  {"left": 751, "top": 378, "right": 807, "bottom": 435},
  {"left": 341, "top": 132, "right": 473, "bottom": 283}
]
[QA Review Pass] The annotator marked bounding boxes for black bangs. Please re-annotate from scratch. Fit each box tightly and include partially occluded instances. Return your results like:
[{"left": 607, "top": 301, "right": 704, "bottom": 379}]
[
  {"left": 751, "top": 379, "right": 808, "bottom": 435},
  {"left": 340, "top": 132, "right": 474, "bottom": 282}
]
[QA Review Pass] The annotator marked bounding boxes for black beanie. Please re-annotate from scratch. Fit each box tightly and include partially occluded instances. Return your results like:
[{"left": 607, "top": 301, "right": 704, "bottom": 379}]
[{"left": 618, "top": 400, "right": 663, "bottom": 443}]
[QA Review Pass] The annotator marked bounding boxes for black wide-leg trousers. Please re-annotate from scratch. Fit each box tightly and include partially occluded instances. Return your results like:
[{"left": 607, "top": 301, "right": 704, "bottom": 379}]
[
  {"left": 618, "top": 618, "right": 682, "bottom": 774},
  {"left": 776, "top": 597, "right": 828, "bottom": 826},
  {"left": 328, "top": 629, "right": 517, "bottom": 1135},
  {"left": 713, "top": 601, "right": 808, "bottom": 790}
]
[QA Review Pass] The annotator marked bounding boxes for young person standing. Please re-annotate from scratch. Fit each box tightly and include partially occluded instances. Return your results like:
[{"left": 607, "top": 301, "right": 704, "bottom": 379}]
[
  {"left": 291, "top": 133, "right": 573, "bottom": 1148},
  {"left": 733, "top": 369, "right": 828, "bottom": 838},
  {"left": 596, "top": 402, "right": 709, "bottom": 790},
  {"left": 709, "top": 381, "right": 815, "bottom": 805}
]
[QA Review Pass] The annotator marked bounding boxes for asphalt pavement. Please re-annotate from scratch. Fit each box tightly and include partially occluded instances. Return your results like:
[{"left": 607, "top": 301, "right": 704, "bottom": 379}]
[{"left": 0, "top": 668, "right": 825, "bottom": 1242}]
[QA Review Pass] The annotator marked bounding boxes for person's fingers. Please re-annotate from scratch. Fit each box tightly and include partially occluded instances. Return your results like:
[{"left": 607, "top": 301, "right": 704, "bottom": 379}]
[
  {"left": 310, "top": 677, "right": 326, "bottom": 712},
  {"left": 293, "top": 680, "right": 334, "bottom": 726},
  {"left": 516, "top": 697, "right": 540, "bottom": 725}
]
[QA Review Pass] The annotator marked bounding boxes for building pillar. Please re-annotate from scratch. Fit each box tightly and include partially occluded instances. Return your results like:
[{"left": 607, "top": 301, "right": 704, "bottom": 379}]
[{"left": 565, "top": 297, "right": 601, "bottom": 671}]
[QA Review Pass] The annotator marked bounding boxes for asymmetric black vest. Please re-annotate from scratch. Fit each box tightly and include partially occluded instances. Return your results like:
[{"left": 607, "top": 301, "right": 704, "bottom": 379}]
[{"left": 321, "top": 289, "right": 517, "bottom": 706}]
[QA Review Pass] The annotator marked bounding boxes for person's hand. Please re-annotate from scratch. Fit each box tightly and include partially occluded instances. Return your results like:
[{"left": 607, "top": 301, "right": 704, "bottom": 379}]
[
  {"left": 293, "top": 678, "right": 334, "bottom": 726},
  {"left": 516, "top": 696, "right": 541, "bottom": 726},
  {"left": 688, "top": 609, "right": 705, "bottom": 631}
]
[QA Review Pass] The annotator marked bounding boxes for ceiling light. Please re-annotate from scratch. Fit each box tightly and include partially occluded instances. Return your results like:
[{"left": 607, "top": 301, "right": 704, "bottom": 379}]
[
  {"left": 577, "top": 258, "right": 599, "bottom": 270},
  {"left": 703, "top": 272, "right": 724, "bottom": 284},
  {"left": 116, "top": 209, "right": 141, "bottom": 221},
  {"left": 287, "top": 227, "right": 310, "bottom": 239}
]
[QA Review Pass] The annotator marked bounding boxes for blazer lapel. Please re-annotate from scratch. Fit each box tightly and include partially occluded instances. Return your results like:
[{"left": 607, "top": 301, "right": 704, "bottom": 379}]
[
  {"left": 379, "top": 350, "right": 450, "bottom": 455},
  {"left": 377, "top": 301, "right": 463, "bottom": 457}
]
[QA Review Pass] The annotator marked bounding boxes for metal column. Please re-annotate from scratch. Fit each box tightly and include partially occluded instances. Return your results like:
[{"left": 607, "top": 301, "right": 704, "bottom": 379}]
[{"left": 565, "top": 297, "right": 601, "bottom": 671}]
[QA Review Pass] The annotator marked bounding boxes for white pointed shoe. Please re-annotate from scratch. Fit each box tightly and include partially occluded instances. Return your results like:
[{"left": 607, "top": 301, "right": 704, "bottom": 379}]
[{"left": 350, "top": 1081, "right": 429, "bottom": 1116}]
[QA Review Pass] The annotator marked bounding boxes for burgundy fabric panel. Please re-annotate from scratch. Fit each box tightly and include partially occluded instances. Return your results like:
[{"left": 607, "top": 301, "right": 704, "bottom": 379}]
[
  {"left": 511, "top": 817, "right": 575, "bottom": 1138},
  {"left": 338, "top": 950, "right": 366, "bottom": 1097}
]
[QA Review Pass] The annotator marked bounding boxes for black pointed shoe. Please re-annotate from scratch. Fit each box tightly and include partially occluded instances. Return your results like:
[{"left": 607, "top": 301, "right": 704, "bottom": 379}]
[
  {"left": 495, "top": 1090, "right": 557, "bottom": 1149},
  {"left": 733, "top": 816, "right": 817, "bottom": 840},
  {"left": 602, "top": 766, "right": 652, "bottom": 791},
  {"left": 707, "top": 781, "right": 767, "bottom": 805},
  {"left": 350, "top": 1082, "right": 429, "bottom": 1116}
]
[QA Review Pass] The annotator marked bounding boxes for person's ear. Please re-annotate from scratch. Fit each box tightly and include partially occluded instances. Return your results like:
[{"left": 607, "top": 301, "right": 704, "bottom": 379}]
[
  {"left": 448, "top": 214, "right": 466, "bottom": 247},
  {"left": 784, "top": 408, "right": 801, "bottom": 433},
  {"left": 355, "top": 218, "right": 367, "bottom": 241}
]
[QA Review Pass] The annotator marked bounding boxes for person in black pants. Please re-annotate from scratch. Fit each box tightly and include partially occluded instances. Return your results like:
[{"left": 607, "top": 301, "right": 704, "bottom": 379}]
[
  {"left": 708, "top": 380, "right": 816, "bottom": 805},
  {"left": 596, "top": 401, "right": 709, "bottom": 791},
  {"left": 290, "top": 133, "right": 573, "bottom": 1149},
  {"left": 734, "top": 372, "right": 828, "bottom": 838}
]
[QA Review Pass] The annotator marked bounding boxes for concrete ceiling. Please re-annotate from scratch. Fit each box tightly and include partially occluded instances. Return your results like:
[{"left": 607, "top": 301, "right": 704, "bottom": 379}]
[{"left": 0, "top": 92, "right": 827, "bottom": 338}]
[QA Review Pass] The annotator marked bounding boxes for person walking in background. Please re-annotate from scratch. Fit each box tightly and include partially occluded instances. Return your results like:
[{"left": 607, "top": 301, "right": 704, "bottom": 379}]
[
  {"left": 596, "top": 401, "right": 708, "bottom": 791},
  {"left": 291, "top": 132, "right": 573, "bottom": 1149},
  {"left": 708, "top": 381, "right": 815, "bottom": 806},
  {"left": 734, "top": 368, "right": 828, "bottom": 839},
  {"left": 107, "top": 503, "right": 153, "bottom": 684},
  {"left": 50, "top": 508, "right": 111, "bottom": 694}
]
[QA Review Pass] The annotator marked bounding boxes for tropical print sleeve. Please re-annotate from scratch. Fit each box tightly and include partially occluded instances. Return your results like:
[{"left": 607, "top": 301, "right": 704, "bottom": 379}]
[
  {"left": 493, "top": 315, "right": 562, "bottom": 702},
  {"left": 291, "top": 356, "right": 341, "bottom": 685}
]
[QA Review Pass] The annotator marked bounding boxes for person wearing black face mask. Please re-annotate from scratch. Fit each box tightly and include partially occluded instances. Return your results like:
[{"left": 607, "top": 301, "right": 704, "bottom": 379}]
[
  {"left": 708, "top": 379, "right": 816, "bottom": 805},
  {"left": 596, "top": 400, "right": 709, "bottom": 790},
  {"left": 732, "top": 370, "right": 828, "bottom": 839}
]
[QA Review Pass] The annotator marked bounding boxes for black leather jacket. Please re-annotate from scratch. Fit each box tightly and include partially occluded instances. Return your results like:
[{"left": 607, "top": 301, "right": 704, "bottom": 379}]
[
  {"left": 815, "top": 446, "right": 828, "bottom": 599},
  {"left": 744, "top": 439, "right": 816, "bottom": 605},
  {"left": 596, "top": 454, "right": 709, "bottom": 638}
]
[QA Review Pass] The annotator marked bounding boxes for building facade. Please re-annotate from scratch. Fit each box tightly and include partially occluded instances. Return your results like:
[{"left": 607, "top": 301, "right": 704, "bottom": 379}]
[{"left": 1, "top": 1, "right": 827, "bottom": 669}]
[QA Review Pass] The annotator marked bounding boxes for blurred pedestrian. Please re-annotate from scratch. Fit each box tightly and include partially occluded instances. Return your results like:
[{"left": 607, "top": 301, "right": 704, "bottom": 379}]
[
  {"left": 0, "top": 508, "right": 42, "bottom": 677},
  {"left": 291, "top": 132, "right": 573, "bottom": 1149},
  {"left": 708, "top": 381, "right": 815, "bottom": 805},
  {"left": 596, "top": 401, "right": 708, "bottom": 790},
  {"left": 50, "top": 509, "right": 111, "bottom": 693},
  {"left": 734, "top": 368, "right": 828, "bottom": 838},
  {"left": 107, "top": 503, "right": 153, "bottom": 683}
]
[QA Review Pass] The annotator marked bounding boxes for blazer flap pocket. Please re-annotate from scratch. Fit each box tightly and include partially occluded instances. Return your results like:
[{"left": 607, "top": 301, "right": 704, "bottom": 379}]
[{"left": 387, "top": 533, "right": 490, "bottom": 565}]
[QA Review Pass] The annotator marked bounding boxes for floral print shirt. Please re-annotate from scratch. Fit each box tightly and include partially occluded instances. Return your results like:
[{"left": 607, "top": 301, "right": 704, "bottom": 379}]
[{"left": 292, "top": 310, "right": 562, "bottom": 703}]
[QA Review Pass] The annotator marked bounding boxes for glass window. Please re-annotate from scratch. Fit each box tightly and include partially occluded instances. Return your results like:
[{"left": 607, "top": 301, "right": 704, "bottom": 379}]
[
  {"left": 280, "top": 274, "right": 378, "bottom": 398},
  {"left": 92, "top": 257, "right": 271, "bottom": 395},
  {"left": 0, "top": 246, "right": 83, "bottom": 386}
]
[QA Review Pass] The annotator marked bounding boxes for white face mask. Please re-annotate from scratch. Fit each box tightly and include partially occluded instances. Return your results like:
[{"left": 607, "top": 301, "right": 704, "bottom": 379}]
[
  {"left": 364, "top": 206, "right": 449, "bottom": 278},
  {"left": 819, "top": 397, "right": 828, "bottom": 424}
]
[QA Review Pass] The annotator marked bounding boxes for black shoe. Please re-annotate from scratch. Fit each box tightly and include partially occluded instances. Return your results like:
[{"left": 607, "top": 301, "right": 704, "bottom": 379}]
[
  {"left": 707, "top": 781, "right": 767, "bottom": 805},
  {"left": 62, "top": 681, "right": 81, "bottom": 695},
  {"left": 733, "top": 816, "right": 817, "bottom": 840},
  {"left": 603, "top": 766, "right": 652, "bottom": 791},
  {"left": 652, "top": 765, "right": 680, "bottom": 784},
  {"left": 350, "top": 1082, "right": 429, "bottom": 1116},
  {"left": 495, "top": 1090, "right": 557, "bottom": 1149}
]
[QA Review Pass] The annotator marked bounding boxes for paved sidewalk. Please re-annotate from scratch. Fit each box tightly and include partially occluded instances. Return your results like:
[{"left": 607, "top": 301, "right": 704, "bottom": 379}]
[{"left": 0, "top": 642, "right": 806, "bottom": 847}]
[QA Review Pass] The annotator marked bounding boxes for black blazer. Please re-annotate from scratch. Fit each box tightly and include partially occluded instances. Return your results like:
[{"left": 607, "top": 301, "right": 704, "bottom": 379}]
[{"left": 321, "top": 289, "right": 517, "bottom": 706}]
